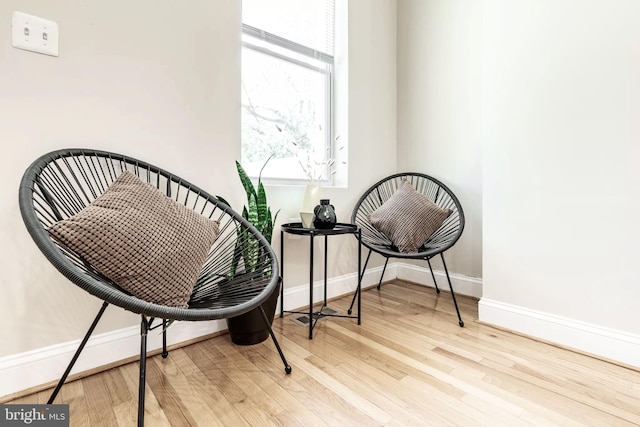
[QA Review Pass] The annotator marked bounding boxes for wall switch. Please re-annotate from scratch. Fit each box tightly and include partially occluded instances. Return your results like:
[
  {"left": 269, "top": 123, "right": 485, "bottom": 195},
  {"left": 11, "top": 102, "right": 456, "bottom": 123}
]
[{"left": 12, "top": 11, "right": 59, "bottom": 57}]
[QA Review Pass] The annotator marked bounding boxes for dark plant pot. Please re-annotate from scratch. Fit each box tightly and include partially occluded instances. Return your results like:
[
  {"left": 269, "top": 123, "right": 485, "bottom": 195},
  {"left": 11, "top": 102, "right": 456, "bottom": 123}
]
[{"left": 226, "top": 281, "right": 280, "bottom": 345}]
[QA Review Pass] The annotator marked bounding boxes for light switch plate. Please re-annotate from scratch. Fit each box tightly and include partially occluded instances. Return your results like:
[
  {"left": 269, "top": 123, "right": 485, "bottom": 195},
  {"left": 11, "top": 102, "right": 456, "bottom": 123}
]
[{"left": 12, "top": 11, "right": 59, "bottom": 57}]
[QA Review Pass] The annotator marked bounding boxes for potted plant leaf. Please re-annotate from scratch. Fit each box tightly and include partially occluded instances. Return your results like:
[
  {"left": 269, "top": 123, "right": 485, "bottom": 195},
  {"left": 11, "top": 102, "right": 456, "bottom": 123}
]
[{"left": 218, "top": 156, "right": 280, "bottom": 345}]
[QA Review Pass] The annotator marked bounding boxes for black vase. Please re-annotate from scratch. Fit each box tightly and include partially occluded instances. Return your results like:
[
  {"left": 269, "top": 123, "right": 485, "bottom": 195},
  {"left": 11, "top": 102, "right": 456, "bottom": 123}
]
[{"left": 313, "top": 199, "right": 337, "bottom": 229}]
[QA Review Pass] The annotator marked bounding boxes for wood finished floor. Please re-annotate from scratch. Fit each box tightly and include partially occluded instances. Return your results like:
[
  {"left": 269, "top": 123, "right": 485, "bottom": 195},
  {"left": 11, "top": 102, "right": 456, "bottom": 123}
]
[{"left": 8, "top": 280, "right": 640, "bottom": 426}]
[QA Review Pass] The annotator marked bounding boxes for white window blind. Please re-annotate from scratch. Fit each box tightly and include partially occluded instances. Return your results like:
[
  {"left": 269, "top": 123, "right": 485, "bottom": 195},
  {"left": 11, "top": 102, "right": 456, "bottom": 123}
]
[{"left": 242, "top": 0, "right": 335, "bottom": 57}]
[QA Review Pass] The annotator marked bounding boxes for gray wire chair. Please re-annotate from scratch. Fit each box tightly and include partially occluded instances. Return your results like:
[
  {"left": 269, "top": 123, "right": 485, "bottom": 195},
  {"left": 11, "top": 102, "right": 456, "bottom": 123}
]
[
  {"left": 19, "top": 148, "right": 291, "bottom": 426},
  {"left": 349, "top": 172, "right": 465, "bottom": 327}
]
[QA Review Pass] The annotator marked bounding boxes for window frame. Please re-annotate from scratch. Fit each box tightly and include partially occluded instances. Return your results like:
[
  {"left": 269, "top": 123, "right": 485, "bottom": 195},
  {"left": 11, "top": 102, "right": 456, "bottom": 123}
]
[{"left": 241, "top": 23, "right": 335, "bottom": 185}]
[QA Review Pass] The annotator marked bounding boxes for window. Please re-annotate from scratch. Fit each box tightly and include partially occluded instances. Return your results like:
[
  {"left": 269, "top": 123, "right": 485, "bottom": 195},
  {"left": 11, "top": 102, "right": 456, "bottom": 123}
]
[{"left": 241, "top": 0, "right": 335, "bottom": 183}]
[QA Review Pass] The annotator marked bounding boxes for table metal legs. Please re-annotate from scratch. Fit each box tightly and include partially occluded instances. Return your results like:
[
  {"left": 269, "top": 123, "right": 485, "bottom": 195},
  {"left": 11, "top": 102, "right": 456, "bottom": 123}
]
[
  {"left": 280, "top": 229, "right": 284, "bottom": 318},
  {"left": 308, "top": 232, "right": 314, "bottom": 338},
  {"left": 280, "top": 228, "right": 362, "bottom": 339}
]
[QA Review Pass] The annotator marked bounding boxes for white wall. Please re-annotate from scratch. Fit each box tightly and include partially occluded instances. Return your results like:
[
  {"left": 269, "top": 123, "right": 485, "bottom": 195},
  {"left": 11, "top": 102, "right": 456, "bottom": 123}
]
[
  {"left": 1, "top": 0, "right": 242, "bottom": 358},
  {"left": 397, "top": 0, "right": 640, "bottom": 367},
  {"left": 397, "top": 0, "right": 483, "bottom": 279},
  {"left": 0, "top": 0, "right": 398, "bottom": 397},
  {"left": 481, "top": 0, "right": 640, "bottom": 366}
]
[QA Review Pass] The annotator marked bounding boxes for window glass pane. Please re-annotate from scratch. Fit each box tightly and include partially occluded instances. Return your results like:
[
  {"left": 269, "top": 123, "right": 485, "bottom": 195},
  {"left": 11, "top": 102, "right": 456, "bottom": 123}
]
[{"left": 241, "top": 47, "right": 330, "bottom": 181}]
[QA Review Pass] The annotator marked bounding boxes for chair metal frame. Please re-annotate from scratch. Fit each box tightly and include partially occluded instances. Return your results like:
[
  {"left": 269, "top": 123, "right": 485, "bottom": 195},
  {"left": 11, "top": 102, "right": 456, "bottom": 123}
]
[
  {"left": 19, "top": 148, "right": 291, "bottom": 426},
  {"left": 349, "top": 172, "right": 466, "bottom": 327}
]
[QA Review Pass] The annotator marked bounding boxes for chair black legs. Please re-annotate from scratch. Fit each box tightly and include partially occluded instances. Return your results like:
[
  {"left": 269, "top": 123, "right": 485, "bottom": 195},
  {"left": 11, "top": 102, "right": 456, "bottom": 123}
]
[
  {"left": 48, "top": 301, "right": 109, "bottom": 404},
  {"left": 439, "top": 254, "right": 464, "bottom": 327},
  {"left": 426, "top": 258, "right": 440, "bottom": 294},
  {"left": 137, "top": 310, "right": 289, "bottom": 427},
  {"left": 347, "top": 250, "right": 464, "bottom": 328},
  {"left": 47, "top": 305, "right": 289, "bottom": 427},
  {"left": 47, "top": 303, "right": 150, "bottom": 426},
  {"left": 348, "top": 249, "right": 372, "bottom": 315},
  {"left": 137, "top": 316, "right": 151, "bottom": 427},
  {"left": 161, "top": 319, "right": 168, "bottom": 358},
  {"left": 259, "top": 306, "right": 292, "bottom": 374},
  {"left": 378, "top": 258, "right": 390, "bottom": 290}
]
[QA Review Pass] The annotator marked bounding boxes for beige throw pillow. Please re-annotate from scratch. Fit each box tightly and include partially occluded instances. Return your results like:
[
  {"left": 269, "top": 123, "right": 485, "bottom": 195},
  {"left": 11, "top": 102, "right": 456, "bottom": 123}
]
[
  {"left": 49, "top": 171, "right": 220, "bottom": 307},
  {"left": 369, "top": 180, "right": 452, "bottom": 253}
]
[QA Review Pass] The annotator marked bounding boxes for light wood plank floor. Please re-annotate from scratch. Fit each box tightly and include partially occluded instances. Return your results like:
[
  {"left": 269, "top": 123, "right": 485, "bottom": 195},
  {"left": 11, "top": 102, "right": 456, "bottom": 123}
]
[{"left": 8, "top": 281, "right": 640, "bottom": 426}]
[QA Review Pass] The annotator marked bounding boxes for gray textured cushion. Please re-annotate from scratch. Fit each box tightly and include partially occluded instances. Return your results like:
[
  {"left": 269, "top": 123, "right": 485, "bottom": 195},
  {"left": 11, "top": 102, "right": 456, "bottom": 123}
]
[
  {"left": 369, "top": 180, "right": 452, "bottom": 253},
  {"left": 49, "top": 171, "right": 220, "bottom": 307}
]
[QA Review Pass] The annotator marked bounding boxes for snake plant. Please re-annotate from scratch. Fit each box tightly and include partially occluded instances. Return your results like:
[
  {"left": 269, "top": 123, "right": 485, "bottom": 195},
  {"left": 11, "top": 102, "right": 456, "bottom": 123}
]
[{"left": 218, "top": 156, "right": 279, "bottom": 276}]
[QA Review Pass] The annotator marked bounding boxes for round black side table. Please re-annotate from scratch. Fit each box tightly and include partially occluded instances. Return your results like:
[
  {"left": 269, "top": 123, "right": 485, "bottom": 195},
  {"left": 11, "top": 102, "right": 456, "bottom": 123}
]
[{"left": 280, "top": 222, "right": 362, "bottom": 339}]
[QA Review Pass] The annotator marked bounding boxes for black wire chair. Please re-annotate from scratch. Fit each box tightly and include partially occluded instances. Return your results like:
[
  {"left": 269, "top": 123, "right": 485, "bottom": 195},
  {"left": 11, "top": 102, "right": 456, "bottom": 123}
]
[
  {"left": 19, "top": 149, "right": 291, "bottom": 426},
  {"left": 349, "top": 172, "right": 466, "bottom": 327}
]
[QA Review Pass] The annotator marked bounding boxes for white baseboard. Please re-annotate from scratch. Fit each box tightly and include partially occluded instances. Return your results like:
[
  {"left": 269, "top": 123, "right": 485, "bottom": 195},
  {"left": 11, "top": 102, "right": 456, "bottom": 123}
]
[
  {"left": 0, "top": 318, "right": 226, "bottom": 399},
  {"left": 1, "top": 262, "right": 477, "bottom": 399},
  {"left": 396, "top": 262, "right": 483, "bottom": 298},
  {"left": 280, "top": 264, "right": 396, "bottom": 312},
  {"left": 478, "top": 298, "right": 640, "bottom": 369},
  {"left": 280, "top": 262, "right": 483, "bottom": 311}
]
